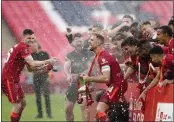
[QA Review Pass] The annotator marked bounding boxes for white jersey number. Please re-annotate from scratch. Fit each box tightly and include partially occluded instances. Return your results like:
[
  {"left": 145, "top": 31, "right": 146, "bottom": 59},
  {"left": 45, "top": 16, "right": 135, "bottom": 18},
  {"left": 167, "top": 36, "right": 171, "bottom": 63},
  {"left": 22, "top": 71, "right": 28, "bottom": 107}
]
[{"left": 5, "top": 44, "right": 18, "bottom": 63}]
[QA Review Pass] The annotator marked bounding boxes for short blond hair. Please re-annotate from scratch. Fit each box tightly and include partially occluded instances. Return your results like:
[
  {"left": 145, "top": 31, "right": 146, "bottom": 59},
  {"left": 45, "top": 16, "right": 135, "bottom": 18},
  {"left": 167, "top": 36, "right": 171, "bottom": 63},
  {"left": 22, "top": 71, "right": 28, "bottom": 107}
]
[{"left": 91, "top": 32, "right": 105, "bottom": 43}]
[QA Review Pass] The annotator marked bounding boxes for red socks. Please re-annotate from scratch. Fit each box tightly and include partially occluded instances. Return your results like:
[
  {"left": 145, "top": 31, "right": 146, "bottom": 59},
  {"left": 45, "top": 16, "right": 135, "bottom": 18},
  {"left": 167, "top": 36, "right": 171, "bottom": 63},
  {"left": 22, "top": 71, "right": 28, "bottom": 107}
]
[
  {"left": 96, "top": 112, "right": 110, "bottom": 122},
  {"left": 10, "top": 112, "right": 20, "bottom": 122}
]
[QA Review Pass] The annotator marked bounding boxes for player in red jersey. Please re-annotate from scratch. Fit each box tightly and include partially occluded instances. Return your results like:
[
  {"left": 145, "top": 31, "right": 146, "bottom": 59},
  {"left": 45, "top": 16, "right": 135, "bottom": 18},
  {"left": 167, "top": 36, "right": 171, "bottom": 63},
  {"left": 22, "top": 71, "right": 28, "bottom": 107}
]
[
  {"left": 138, "top": 46, "right": 174, "bottom": 101},
  {"left": 81, "top": 33, "right": 127, "bottom": 122},
  {"left": 2, "top": 29, "right": 57, "bottom": 122},
  {"left": 157, "top": 26, "right": 174, "bottom": 54}
]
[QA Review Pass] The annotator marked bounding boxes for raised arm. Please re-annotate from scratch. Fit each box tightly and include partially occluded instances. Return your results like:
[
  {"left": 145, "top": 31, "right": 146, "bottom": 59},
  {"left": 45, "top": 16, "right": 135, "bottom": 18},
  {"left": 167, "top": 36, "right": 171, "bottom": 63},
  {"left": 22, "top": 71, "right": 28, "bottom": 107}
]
[{"left": 25, "top": 55, "right": 57, "bottom": 71}]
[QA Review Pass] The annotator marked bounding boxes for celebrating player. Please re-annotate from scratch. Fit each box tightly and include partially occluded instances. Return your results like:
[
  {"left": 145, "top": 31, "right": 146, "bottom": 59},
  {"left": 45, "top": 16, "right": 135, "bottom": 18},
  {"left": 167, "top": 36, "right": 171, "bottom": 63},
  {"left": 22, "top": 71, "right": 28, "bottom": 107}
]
[
  {"left": 80, "top": 33, "right": 127, "bottom": 122},
  {"left": 2, "top": 29, "right": 58, "bottom": 122}
]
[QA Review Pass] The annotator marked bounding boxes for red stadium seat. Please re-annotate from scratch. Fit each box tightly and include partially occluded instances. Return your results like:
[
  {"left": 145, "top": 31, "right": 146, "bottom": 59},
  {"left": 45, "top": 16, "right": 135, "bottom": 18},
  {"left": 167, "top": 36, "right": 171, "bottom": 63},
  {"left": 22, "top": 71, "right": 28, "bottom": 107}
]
[{"left": 2, "top": 1, "right": 73, "bottom": 84}]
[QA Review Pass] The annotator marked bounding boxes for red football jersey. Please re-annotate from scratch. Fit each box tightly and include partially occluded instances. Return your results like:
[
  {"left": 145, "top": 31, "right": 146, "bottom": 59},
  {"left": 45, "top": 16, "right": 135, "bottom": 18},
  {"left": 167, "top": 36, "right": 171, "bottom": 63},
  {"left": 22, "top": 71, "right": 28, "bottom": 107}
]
[
  {"left": 98, "top": 50, "right": 124, "bottom": 87},
  {"left": 168, "top": 38, "right": 174, "bottom": 54},
  {"left": 163, "top": 54, "right": 174, "bottom": 80},
  {"left": 2, "top": 42, "right": 32, "bottom": 83}
]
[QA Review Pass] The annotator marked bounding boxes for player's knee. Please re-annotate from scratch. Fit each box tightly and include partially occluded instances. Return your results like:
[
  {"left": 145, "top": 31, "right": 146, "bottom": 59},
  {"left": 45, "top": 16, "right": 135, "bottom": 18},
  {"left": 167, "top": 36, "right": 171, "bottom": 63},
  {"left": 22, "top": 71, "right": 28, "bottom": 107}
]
[{"left": 17, "top": 99, "right": 26, "bottom": 109}]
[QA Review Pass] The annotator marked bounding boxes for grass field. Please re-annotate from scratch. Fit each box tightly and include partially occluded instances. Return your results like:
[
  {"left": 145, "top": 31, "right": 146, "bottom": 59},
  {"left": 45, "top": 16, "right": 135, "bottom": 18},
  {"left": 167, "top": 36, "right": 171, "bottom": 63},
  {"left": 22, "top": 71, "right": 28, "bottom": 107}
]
[{"left": 1, "top": 94, "right": 82, "bottom": 121}]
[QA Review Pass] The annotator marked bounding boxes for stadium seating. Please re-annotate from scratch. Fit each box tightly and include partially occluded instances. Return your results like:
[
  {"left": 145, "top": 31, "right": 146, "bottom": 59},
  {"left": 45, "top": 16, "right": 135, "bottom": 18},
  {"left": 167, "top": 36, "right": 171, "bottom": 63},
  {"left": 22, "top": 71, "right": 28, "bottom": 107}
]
[
  {"left": 140, "top": 1, "right": 173, "bottom": 25},
  {"left": 2, "top": 1, "right": 73, "bottom": 85},
  {"left": 2, "top": 1, "right": 73, "bottom": 64}
]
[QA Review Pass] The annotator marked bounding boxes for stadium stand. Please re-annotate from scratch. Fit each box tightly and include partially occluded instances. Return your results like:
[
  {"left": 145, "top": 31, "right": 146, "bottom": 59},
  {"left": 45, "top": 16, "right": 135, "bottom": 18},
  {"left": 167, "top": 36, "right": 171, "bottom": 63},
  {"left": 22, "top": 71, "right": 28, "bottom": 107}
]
[{"left": 2, "top": 1, "right": 73, "bottom": 64}]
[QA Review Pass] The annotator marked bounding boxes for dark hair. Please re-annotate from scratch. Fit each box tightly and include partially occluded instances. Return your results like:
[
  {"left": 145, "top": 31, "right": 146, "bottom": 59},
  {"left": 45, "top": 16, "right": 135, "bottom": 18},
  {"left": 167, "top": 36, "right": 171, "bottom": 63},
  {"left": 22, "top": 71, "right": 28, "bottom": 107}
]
[
  {"left": 73, "top": 32, "right": 82, "bottom": 38},
  {"left": 142, "top": 21, "right": 151, "bottom": 26},
  {"left": 112, "top": 33, "right": 126, "bottom": 42},
  {"left": 121, "top": 37, "right": 138, "bottom": 47},
  {"left": 139, "top": 21, "right": 151, "bottom": 30},
  {"left": 119, "top": 26, "right": 130, "bottom": 33},
  {"left": 88, "top": 27, "right": 92, "bottom": 31},
  {"left": 168, "top": 19, "right": 174, "bottom": 26},
  {"left": 137, "top": 40, "right": 153, "bottom": 49},
  {"left": 122, "top": 15, "right": 134, "bottom": 22},
  {"left": 23, "top": 29, "right": 34, "bottom": 36},
  {"left": 158, "top": 26, "right": 172, "bottom": 37},
  {"left": 92, "top": 33, "right": 105, "bottom": 43},
  {"left": 149, "top": 46, "right": 163, "bottom": 55},
  {"left": 171, "top": 16, "right": 174, "bottom": 20},
  {"left": 131, "top": 22, "right": 139, "bottom": 28},
  {"left": 136, "top": 40, "right": 152, "bottom": 59}
]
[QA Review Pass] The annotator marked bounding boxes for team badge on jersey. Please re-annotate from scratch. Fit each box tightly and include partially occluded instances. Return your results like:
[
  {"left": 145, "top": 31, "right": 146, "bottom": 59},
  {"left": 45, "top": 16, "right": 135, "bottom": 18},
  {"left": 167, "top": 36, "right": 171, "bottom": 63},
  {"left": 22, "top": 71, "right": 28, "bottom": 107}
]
[
  {"left": 25, "top": 49, "right": 28, "bottom": 53},
  {"left": 101, "top": 58, "right": 108, "bottom": 65}
]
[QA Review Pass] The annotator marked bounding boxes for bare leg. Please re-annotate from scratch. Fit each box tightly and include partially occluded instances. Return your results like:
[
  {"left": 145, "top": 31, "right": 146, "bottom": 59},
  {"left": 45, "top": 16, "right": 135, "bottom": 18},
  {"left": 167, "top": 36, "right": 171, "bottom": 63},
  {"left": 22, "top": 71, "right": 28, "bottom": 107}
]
[
  {"left": 65, "top": 101, "right": 75, "bottom": 121},
  {"left": 11, "top": 98, "right": 26, "bottom": 122},
  {"left": 80, "top": 97, "right": 90, "bottom": 121}
]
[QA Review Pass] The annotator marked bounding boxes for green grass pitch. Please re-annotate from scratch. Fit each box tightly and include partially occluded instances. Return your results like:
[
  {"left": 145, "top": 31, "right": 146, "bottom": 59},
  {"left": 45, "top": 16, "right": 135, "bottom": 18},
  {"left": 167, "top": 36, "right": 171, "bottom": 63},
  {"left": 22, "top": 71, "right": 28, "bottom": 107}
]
[{"left": 1, "top": 94, "right": 82, "bottom": 121}]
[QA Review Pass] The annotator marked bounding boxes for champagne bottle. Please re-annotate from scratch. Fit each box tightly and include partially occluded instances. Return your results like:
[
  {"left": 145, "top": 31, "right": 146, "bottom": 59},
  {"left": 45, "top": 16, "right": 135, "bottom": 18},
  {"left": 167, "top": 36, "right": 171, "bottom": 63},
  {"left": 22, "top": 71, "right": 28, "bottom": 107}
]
[
  {"left": 52, "top": 62, "right": 59, "bottom": 72},
  {"left": 79, "top": 78, "right": 85, "bottom": 86}
]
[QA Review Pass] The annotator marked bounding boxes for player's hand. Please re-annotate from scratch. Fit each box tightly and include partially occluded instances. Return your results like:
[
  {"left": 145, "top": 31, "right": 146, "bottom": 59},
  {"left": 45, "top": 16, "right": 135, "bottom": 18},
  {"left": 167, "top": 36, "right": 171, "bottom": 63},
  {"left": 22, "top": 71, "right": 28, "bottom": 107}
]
[
  {"left": 158, "top": 79, "right": 173, "bottom": 87},
  {"left": 137, "top": 91, "right": 146, "bottom": 102},
  {"left": 153, "top": 67, "right": 159, "bottom": 74},
  {"left": 49, "top": 57, "right": 58, "bottom": 65},
  {"left": 83, "top": 76, "right": 91, "bottom": 83},
  {"left": 80, "top": 74, "right": 90, "bottom": 83}
]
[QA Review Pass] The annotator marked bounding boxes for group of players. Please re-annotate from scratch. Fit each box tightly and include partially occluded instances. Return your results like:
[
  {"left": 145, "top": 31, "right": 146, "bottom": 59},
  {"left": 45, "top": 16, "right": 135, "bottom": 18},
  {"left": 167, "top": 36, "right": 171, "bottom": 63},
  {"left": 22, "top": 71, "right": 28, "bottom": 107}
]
[
  {"left": 64, "top": 15, "right": 174, "bottom": 122},
  {"left": 2, "top": 15, "right": 174, "bottom": 122}
]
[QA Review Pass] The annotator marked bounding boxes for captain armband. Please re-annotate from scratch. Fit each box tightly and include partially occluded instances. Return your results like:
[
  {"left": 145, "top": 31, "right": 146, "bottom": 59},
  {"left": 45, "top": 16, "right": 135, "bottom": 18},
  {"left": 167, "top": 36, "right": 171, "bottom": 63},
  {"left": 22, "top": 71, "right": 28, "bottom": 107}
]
[{"left": 101, "top": 65, "right": 111, "bottom": 72}]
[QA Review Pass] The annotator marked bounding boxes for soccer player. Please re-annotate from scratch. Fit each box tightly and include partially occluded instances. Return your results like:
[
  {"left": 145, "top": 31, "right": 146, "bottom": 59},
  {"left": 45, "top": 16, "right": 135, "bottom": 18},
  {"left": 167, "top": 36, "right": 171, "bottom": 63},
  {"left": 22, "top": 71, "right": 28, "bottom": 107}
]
[
  {"left": 139, "top": 21, "right": 157, "bottom": 40},
  {"left": 95, "top": 89, "right": 129, "bottom": 122},
  {"left": 110, "top": 33, "right": 126, "bottom": 63},
  {"left": 2, "top": 29, "right": 57, "bottom": 122},
  {"left": 121, "top": 37, "right": 153, "bottom": 80},
  {"left": 109, "top": 15, "right": 134, "bottom": 37},
  {"left": 157, "top": 25, "right": 174, "bottom": 54},
  {"left": 81, "top": 33, "right": 127, "bottom": 122},
  {"left": 138, "top": 46, "right": 174, "bottom": 101}
]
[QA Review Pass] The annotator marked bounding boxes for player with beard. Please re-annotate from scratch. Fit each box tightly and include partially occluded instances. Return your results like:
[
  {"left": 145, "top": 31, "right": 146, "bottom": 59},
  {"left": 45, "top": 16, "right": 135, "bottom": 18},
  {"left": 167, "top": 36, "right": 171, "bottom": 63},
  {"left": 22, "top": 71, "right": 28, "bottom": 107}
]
[
  {"left": 64, "top": 33, "right": 92, "bottom": 121},
  {"left": 80, "top": 33, "right": 127, "bottom": 122},
  {"left": 1, "top": 29, "right": 57, "bottom": 122}
]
